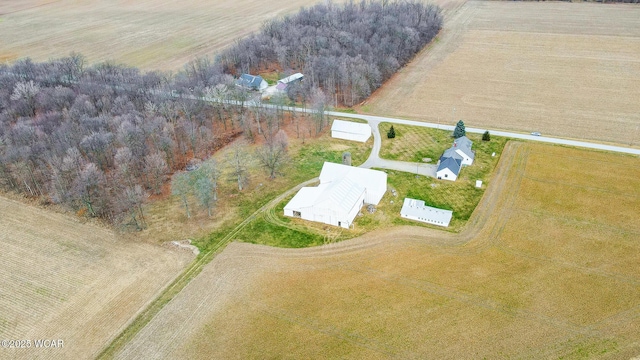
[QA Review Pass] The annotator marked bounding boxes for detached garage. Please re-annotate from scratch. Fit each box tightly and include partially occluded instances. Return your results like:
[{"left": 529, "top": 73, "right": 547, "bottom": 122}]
[
  {"left": 331, "top": 120, "right": 372, "bottom": 143},
  {"left": 284, "top": 162, "right": 387, "bottom": 229}
]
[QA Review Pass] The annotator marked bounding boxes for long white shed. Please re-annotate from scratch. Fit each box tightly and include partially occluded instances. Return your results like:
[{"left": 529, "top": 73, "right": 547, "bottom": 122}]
[
  {"left": 400, "top": 198, "right": 453, "bottom": 227},
  {"left": 331, "top": 120, "right": 372, "bottom": 143}
]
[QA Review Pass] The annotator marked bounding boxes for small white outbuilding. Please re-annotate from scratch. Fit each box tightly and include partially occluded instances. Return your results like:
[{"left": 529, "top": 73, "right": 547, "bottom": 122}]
[
  {"left": 400, "top": 198, "right": 453, "bottom": 227},
  {"left": 284, "top": 162, "right": 387, "bottom": 229},
  {"left": 331, "top": 120, "right": 372, "bottom": 143}
]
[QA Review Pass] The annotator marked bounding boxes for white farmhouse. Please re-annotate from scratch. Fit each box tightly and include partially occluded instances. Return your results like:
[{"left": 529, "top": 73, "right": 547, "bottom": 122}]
[
  {"left": 284, "top": 162, "right": 387, "bottom": 229},
  {"left": 436, "top": 149, "right": 462, "bottom": 181},
  {"left": 452, "top": 136, "right": 475, "bottom": 165},
  {"left": 400, "top": 198, "right": 453, "bottom": 227},
  {"left": 331, "top": 120, "right": 372, "bottom": 143},
  {"left": 436, "top": 136, "right": 474, "bottom": 181}
]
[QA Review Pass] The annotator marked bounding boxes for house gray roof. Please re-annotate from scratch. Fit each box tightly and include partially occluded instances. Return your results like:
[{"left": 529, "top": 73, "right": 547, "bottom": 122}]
[
  {"left": 442, "top": 147, "right": 463, "bottom": 160},
  {"left": 453, "top": 136, "right": 472, "bottom": 149},
  {"left": 437, "top": 156, "right": 461, "bottom": 175},
  {"left": 453, "top": 136, "right": 474, "bottom": 160},
  {"left": 237, "top": 74, "right": 264, "bottom": 89}
]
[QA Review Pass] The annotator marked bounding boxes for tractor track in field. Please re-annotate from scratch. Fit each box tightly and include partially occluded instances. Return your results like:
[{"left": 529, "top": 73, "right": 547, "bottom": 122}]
[{"left": 98, "top": 177, "right": 320, "bottom": 359}]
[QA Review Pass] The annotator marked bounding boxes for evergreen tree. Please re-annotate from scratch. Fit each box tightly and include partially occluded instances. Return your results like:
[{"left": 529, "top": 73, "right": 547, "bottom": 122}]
[
  {"left": 482, "top": 130, "right": 491, "bottom": 141},
  {"left": 387, "top": 125, "right": 396, "bottom": 139},
  {"left": 453, "top": 120, "right": 466, "bottom": 138}
]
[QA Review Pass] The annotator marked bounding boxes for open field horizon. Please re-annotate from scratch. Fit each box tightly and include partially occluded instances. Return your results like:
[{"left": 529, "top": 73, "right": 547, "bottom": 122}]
[
  {"left": 113, "top": 141, "right": 640, "bottom": 359},
  {"left": 0, "top": 195, "right": 192, "bottom": 359},
  {"left": 0, "top": 0, "right": 463, "bottom": 71},
  {"left": 362, "top": 1, "right": 640, "bottom": 146},
  {"left": 0, "top": 0, "right": 350, "bottom": 70}
]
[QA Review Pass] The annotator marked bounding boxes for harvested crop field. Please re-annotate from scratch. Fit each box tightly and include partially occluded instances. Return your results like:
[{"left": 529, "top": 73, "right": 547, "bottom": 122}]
[
  {"left": 114, "top": 142, "right": 640, "bottom": 359},
  {"left": 0, "top": 0, "right": 466, "bottom": 71},
  {"left": 363, "top": 1, "right": 640, "bottom": 146},
  {"left": 0, "top": 196, "right": 192, "bottom": 359},
  {"left": 0, "top": 0, "right": 359, "bottom": 70}
]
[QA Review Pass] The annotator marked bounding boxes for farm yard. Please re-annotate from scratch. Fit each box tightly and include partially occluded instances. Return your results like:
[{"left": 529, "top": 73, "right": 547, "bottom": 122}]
[
  {"left": 362, "top": 1, "right": 640, "bottom": 146},
  {"left": 2, "top": 0, "right": 640, "bottom": 358},
  {"left": 0, "top": 195, "right": 192, "bottom": 359},
  {"left": 112, "top": 142, "right": 640, "bottom": 359}
]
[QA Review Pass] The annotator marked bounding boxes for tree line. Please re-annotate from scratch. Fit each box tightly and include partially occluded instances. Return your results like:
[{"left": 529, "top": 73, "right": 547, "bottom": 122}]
[
  {"left": 0, "top": 55, "right": 303, "bottom": 227},
  {"left": 218, "top": 0, "right": 443, "bottom": 106},
  {"left": 0, "top": 0, "right": 444, "bottom": 226}
]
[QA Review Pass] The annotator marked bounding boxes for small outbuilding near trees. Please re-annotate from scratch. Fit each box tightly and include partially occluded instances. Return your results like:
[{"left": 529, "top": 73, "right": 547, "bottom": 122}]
[
  {"left": 331, "top": 120, "right": 372, "bottom": 143},
  {"left": 284, "top": 162, "right": 387, "bottom": 229}
]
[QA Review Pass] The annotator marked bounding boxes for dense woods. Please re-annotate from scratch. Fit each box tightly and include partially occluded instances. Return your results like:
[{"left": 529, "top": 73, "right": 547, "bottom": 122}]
[
  {"left": 0, "top": 0, "right": 444, "bottom": 226},
  {"left": 219, "top": 0, "right": 442, "bottom": 106},
  {"left": 0, "top": 55, "right": 302, "bottom": 227}
]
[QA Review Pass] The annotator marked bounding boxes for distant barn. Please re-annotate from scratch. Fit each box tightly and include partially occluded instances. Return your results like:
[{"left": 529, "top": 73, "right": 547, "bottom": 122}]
[{"left": 331, "top": 120, "right": 372, "bottom": 143}]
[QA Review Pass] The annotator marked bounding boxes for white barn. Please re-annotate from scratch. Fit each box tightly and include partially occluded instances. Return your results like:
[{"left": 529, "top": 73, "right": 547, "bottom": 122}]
[
  {"left": 331, "top": 120, "right": 372, "bottom": 143},
  {"left": 400, "top": 198, "right": 453, "bottom": 227},
  {"left": 284, "top": 162, "right": 387, "bottom": 229}
]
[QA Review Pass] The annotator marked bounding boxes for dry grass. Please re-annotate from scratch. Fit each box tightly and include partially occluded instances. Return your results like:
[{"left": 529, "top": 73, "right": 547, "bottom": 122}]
[
  {"left": 0, "top": 195, "right": 191, "bottom": 359},
  {"left": 113, "top": 141, "right": 640, "bottom": 359},
  {"left": 362, "top": 1, "right": 640, "bottom": 146}
]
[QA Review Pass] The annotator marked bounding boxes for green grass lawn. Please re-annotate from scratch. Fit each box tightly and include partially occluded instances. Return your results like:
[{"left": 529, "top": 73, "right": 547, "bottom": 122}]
[
  {"left": 379, "top": 124, "right": 508, "bottom": 229},
  {"left": 195, "top": 122, "right": 507, "bottom": 249}
]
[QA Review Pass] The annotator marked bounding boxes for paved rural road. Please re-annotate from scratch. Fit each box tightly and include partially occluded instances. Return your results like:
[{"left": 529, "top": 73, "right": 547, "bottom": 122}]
[
  {"left": 171, "top": 93, "right": 640, "bottom": 157},
  {"left": 325, "top": 111, "right": 640, "bottom": 156}
]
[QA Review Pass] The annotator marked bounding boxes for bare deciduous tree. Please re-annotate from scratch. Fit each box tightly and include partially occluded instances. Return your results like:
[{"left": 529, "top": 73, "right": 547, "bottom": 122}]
[
  {"left": 144, "top": 151, "right": 168, "bottom": 194},
  {"left": 171, "top": 171, "right": 192, "bottom": 218},
  {"left": 256, "top": 130, "right": 289, "bottom": 179},
  {"left": 228, "top": 143, "right": 250, "bottom": 191}
]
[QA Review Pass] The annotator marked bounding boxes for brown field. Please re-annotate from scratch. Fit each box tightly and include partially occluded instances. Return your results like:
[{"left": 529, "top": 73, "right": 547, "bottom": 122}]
[
  {"left": 0, "top": 195, "right": 192, "bottom": 359},
  {"left": 362, "top": 1, "right": 640, "bottom": 146},
  {"left": 0, "top": 0, "right": 348, "bottom": 70},
  {"left": 113, "top": 142, "right": 640, "bottom": 359},
  {"left": 0, "top": 0, "right": 467, "bottom": 71}
]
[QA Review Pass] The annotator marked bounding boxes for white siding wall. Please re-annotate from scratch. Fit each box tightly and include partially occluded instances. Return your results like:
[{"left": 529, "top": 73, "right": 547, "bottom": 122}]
[
  {"left": 436, "top": 168, "right": 457, "bottom": 181},
  {"left": 455, "top": 149, "right": 473, "bottom": 165},
  {"left": 331, "top": 130, "right": 370, "bottom": 143}
]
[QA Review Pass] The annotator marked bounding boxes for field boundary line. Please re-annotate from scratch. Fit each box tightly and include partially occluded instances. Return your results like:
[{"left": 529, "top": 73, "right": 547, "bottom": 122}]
[{"left": 96, "top": 177, "right": 319, "bottom": 359}]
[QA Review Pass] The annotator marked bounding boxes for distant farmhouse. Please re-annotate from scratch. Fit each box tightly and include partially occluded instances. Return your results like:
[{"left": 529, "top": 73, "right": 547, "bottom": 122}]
[
  {"left": 400, "top": 198, "right": 453, "bottom": 227},
  {"left": 436, "top": 136, "right": 475, "bottom": 181},
  {"left": 331, "top": 119, "right": 372, "bottom": 143},
  {"left": 284, "top": 162, "right": 387, "bottom": 229},
  {"left": 237, "top": 74, "right": 268, "bottom": 91}
]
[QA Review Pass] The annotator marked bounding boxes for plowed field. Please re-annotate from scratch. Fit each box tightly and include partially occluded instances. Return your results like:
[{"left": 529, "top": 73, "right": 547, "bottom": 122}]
[
  {"left": 362, "top": 1, "right": 640, "bottom": 145},
  {"left": 0, "top": 196, "right": 192, "bottom": 359},
  {"left": 115, "top": 142, "right": 640, "bottom": 359}
]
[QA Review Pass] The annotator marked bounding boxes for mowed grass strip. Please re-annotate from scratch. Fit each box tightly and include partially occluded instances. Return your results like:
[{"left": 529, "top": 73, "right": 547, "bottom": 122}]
[{"left": 379, "top": 123, "right": 508, "bottom": 229}]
